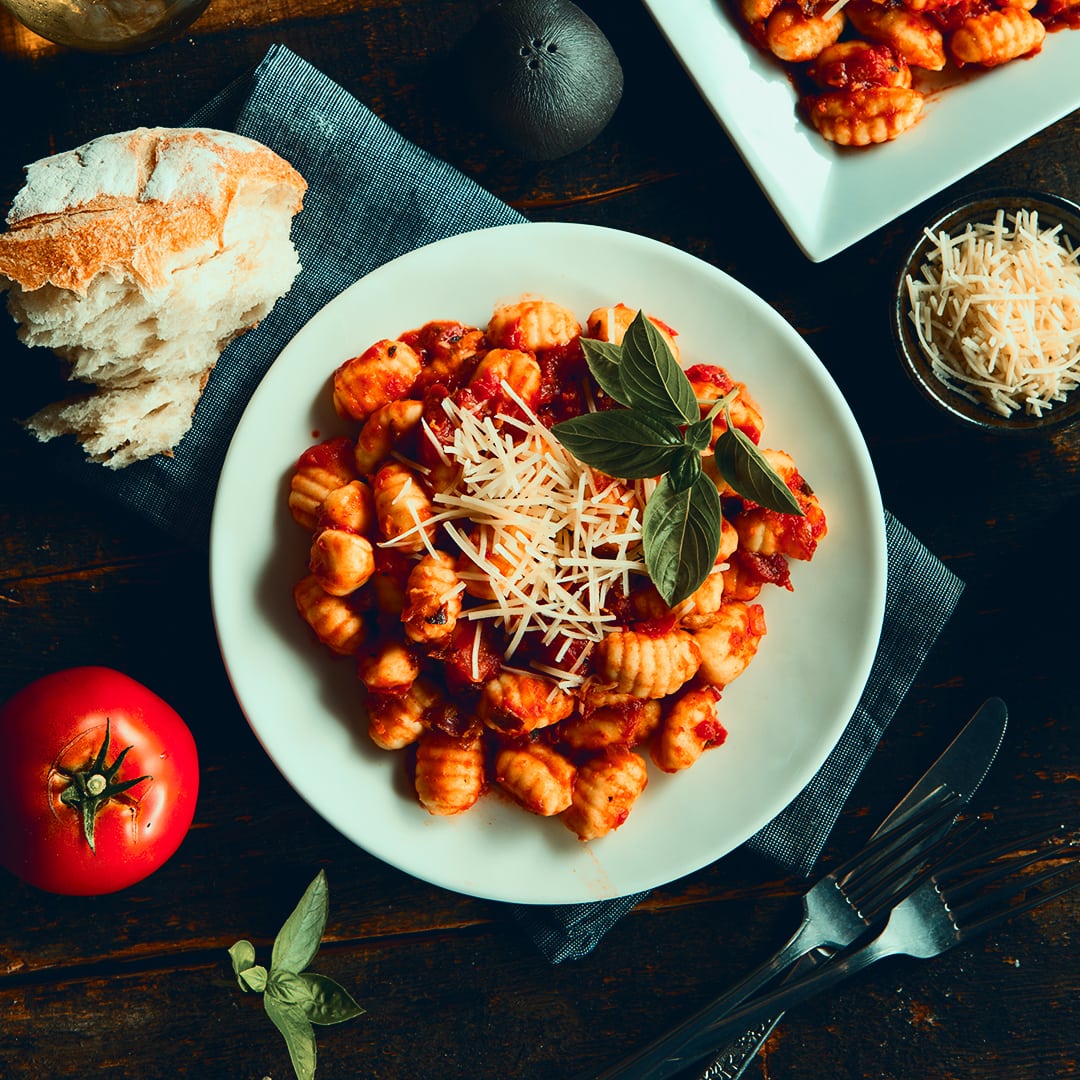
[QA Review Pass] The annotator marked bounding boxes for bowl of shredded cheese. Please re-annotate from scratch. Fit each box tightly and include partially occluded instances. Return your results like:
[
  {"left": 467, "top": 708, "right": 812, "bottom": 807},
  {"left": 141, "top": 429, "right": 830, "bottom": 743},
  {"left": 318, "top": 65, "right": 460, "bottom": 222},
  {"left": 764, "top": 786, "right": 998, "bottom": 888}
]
[{"left": 894, "top": 189, "right": 1080, "bottom": 433}]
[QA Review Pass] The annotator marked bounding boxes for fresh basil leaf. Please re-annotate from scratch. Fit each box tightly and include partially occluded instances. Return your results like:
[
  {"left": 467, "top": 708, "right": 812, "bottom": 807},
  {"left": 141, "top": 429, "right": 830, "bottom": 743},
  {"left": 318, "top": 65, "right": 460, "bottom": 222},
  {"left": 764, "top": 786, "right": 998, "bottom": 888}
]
[
  {"left": 642, "top": 472, "right": 722, "bottom": 607},
  {"left": 240, "top": 965, "right": 269, "bottom": 993},
  {"left": 271, "top": 870, "right": 329, "bottom": 975},
  {"left": 580, "top": 337, "right": 630, "bottom": 406},
  {"left": 229, "top": 872, "right": 363, "bottom": 1080},
  {"left": 298, "top": 973, "right": 367, "bottom": 1026},
  {"left": 265, "top": 992, "right": 318, "bottom": 1080},
  {"left": 551, "top": 409, "right": 684, "bottom": 478},
  {"left": 713, "top": 420, "right": 805, "bottom": 516},
  {"left": 683, "top": 416, "right": 714, "bottom": 452},
  {"left": 267, "top": 969, "right": 315, "bottom": 1007},
  {"left": 668, "top": 445, "right": 702, "bottom": 493},
  {"left": 229, "top": 939, "right": 257, "bottom": 980},
  {"left": 620, "top": 311, "right": 698, "bottom": 424}
]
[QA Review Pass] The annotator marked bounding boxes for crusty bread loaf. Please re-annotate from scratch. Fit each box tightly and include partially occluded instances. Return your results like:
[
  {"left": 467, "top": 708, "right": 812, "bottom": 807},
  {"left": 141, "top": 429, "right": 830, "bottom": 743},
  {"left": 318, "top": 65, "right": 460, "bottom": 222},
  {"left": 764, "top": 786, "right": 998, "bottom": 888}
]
[{"left": 0, "top": 126, "right": 307, "bottom": 467}]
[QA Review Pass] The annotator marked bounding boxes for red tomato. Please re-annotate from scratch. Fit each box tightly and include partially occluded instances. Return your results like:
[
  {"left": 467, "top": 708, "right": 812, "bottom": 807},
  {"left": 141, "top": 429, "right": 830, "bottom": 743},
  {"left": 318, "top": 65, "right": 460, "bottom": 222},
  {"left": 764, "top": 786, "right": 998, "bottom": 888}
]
[{"left": 0, "top": 666, "right": 199, "bottom": 895}]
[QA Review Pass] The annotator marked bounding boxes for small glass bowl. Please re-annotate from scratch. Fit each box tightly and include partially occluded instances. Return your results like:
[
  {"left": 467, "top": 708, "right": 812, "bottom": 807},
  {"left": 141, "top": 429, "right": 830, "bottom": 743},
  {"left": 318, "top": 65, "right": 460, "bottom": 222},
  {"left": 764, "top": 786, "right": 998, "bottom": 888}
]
[
  {"left": 893, "top": 188, "right": 1080, "bottom": 435},
  {"left": 0, "top": 0, "right": 212, "bottom": 52}
]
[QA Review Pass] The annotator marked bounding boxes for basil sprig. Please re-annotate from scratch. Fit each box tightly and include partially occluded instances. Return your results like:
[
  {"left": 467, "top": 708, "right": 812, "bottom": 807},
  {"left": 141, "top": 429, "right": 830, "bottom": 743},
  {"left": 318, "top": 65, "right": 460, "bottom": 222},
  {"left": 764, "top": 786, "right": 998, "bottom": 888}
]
[
  {"left": 552, "top": 311, "right": 804, "bottom": 606},
  {"left": 229, "top": 870, "right": 364, "bottom": 1080}
]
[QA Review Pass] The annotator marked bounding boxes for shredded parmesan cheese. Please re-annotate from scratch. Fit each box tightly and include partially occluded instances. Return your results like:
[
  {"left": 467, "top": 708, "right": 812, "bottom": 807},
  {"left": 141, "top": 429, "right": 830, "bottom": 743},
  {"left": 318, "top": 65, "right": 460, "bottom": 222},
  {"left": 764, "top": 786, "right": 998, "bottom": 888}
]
[
  {"left": 906, "top": 208, "right": 1080, "bottom": 418},
  {"left": 416, "top": 388, "right": 648, "bottom": 689}
]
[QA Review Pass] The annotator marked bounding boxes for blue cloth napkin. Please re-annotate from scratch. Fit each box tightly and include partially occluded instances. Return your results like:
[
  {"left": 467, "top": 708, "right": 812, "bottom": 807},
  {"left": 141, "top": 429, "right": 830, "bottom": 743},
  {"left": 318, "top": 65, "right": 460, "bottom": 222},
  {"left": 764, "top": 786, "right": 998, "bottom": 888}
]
[{"left": 30, "top": 44, "right": 965, "bottom": 963}]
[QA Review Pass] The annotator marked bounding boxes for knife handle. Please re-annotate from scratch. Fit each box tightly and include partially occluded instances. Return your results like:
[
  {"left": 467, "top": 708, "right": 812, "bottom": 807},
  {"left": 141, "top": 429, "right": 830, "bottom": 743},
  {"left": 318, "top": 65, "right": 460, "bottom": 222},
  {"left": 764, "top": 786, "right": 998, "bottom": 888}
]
[
  {"left": 694, "top": 949, "right": 828, "bottom": 1080},
  {"left": 693, "top": 1014, "right": 782, "bottom": 1080}
]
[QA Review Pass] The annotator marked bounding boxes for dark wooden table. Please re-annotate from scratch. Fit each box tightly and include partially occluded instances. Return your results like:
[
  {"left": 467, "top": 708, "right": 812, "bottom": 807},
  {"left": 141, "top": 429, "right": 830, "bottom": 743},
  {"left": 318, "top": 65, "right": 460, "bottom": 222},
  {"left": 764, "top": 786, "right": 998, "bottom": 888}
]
[{"left": 2, "top": 2, "right": 1078, "bottom": 1077}]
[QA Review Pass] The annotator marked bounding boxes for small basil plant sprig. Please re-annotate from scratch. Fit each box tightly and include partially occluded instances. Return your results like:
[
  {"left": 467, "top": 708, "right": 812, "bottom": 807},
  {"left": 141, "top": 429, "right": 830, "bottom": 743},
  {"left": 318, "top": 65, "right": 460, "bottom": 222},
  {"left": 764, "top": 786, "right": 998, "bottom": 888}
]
[
  {"left": 551, "top": 311, "right": 804, "bottom": 607},
  {"left": 229, "top": 870, "right": 364, "bottom": 1080}
]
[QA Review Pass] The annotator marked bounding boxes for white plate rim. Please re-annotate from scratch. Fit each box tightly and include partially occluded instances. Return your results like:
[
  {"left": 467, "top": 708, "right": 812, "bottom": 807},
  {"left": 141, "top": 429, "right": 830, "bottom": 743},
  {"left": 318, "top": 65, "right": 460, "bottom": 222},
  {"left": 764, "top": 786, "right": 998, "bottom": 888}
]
[{"left": 209, "top": 221, "right": 888, "bottom": 905}]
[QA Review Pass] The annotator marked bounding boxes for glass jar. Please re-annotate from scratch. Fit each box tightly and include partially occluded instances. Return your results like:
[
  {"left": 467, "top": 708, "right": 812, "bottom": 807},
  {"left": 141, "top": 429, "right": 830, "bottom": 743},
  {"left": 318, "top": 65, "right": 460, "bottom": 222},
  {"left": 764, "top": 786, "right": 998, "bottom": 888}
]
[{"left": 0, "top": 0, "right": 212, "bottom": 51}]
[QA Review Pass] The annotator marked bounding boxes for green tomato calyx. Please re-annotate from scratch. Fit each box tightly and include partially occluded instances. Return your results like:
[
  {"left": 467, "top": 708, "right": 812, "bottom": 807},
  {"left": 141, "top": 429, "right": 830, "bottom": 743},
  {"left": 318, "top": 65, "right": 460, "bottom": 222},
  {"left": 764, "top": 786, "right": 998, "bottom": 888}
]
[{"left": 57, "top": 718, "right": 151, "bottom": 852}]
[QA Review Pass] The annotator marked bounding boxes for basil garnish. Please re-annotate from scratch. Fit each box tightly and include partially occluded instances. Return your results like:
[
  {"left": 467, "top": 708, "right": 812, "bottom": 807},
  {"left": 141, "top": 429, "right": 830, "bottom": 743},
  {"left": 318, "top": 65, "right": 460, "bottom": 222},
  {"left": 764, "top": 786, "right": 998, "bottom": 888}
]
[
  {"left": 714, "top": 415, "right": 804, "bottom": 516},
  {"left": 550, "top": 408, "right": 683, "bottom": 479},
  {"left": 580, "top": 336, "right": 630, "bottom": 405},
  {"left": 551, "top": 310, "right": 805, "bottom": 606},
  {"left": 643, "top": 471, "right": 722, "bottom": 605},
  {"left": 619, "top": 313, "right": 699, "bottom": 423}
]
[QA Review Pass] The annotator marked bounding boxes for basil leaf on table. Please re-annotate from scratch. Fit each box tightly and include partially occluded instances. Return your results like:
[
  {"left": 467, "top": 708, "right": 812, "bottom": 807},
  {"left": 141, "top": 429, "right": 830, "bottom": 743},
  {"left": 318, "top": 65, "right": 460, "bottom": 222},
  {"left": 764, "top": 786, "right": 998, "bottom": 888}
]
[
  {"left": 272, "top": 866, "right": 330, "bottom": 974},
  {"left": 229, "top": 939, "right": 258, "bottom": 980},
  {"left": 299, "top": 972, "right": 368, "bottom": 1025},
  {"left": 228, "top": 870, "right": 365, "bottom": 1080},
  {"left": 268, "top": 969, "right": 317, "bottom": 1007},
  {"left": 265, "top": 992, "right": 318, "bottom": 1080}
]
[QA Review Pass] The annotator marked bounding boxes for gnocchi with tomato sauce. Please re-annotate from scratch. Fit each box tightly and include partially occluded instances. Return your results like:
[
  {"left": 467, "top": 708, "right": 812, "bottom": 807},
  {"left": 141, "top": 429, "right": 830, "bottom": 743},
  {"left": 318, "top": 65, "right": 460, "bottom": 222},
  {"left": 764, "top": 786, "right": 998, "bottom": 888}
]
[
  {"left": 736, "top": 0, "right": 1074, "bottom": 146},
  {"left": 287, "top": 298, "right": 828, "bottom": 839}
]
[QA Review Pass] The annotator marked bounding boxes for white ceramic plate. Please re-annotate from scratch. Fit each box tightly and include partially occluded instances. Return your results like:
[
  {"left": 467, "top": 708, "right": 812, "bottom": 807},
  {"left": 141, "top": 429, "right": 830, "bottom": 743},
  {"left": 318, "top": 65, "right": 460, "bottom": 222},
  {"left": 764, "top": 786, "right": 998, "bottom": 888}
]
[
  {"left": 210, "top": 222, "right": 887, "bottom": 905},
  {"left": 642, "top": 0, "right": 1080, "bottom": 262}
]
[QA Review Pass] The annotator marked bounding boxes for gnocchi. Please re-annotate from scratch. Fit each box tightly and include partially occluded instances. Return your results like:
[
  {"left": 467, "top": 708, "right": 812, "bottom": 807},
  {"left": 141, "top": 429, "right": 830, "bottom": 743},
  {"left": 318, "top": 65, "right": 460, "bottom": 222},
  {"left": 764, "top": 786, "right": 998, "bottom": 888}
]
[
  {"left": 414, "top": 730, "right": 486, "bottom": 815},
  {"left": 495, "top": 742, "right": 577, "bottom": 816},
  {"left": 288, "top": 298, "right": 827, "bottom": 839},
  {"left": 735, "top": 0, "right": 1070, "bottom": 146}
]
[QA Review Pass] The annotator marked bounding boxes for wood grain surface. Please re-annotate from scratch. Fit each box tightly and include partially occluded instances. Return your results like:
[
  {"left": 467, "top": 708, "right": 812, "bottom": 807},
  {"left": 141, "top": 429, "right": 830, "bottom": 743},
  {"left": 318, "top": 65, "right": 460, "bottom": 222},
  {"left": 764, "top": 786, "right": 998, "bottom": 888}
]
[{"left": 1, "top": 2, "right": 1078, "bottom": 1078}]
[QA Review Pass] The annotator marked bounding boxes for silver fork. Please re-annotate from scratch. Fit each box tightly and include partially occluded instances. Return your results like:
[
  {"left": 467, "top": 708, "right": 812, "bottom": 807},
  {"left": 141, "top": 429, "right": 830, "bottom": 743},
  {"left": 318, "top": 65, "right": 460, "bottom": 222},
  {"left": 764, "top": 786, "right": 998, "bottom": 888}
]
[
  {"left": 645, "top": 822, "right": 1080, "bottom": 1078},
  {"left": 584, "top": 787, "right": 965, "bottom": 1080}
]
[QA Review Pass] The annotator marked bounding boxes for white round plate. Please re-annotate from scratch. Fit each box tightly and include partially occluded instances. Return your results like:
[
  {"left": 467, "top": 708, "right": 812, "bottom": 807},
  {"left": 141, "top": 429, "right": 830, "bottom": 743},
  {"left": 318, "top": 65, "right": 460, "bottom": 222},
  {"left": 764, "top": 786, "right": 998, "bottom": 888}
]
[{"left": 210, "top": 222, "right": 886, "bottom": 906}]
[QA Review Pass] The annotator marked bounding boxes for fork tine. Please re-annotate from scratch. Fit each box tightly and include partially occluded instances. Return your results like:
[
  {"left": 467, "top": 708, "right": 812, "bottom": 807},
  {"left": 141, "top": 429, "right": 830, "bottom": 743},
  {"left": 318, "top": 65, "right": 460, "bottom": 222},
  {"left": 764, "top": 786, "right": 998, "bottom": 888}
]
[
  {"left": 934, "top": 826, "right": 1075, "bottom": 906},
  {"left": 835, "top": 788, "right": 964, "bottom": 912},
  {"left": 843, "top": 799, "right": 986, "bottom": 920},
  {"left": 831, "top": 785, "right": 957, "bottom": 881},
  {"left": 853, "top": 815, "right": 985, "bottom": 918},
  {"left": 926, "top": 824, "right": 1080, "bottom": 934},
  {"left": 958, "top": 858, "right": 1080, "bottom": 939},
  {"left": 937, "top": 824, "right": 1070, "bottom": 884}
]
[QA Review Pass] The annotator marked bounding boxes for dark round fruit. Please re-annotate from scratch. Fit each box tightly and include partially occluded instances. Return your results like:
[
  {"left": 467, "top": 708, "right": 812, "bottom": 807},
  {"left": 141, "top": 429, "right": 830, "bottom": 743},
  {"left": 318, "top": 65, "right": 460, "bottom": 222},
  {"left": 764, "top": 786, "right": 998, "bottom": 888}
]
[{"left": 463, "top": 0, "right": 624, "bottom": 161}]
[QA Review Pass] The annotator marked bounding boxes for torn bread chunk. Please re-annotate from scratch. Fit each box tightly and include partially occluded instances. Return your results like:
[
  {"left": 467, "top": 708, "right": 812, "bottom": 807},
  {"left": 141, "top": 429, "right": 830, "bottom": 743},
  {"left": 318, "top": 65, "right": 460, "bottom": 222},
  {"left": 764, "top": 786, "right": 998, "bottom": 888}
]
[{"left": 0, "top": 126, "right": 307, "bottom": 467}]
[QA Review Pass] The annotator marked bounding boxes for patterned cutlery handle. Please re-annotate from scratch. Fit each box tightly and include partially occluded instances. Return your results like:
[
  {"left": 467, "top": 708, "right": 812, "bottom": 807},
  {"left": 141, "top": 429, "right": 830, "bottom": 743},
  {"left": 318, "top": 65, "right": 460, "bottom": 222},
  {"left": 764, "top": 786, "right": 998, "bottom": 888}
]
[
  {"left": 695, "top": 1014, "right": 783, "bottom": 1080},
  {"left": 695, "top": 942, "right": 842, "bottom": 1078}
]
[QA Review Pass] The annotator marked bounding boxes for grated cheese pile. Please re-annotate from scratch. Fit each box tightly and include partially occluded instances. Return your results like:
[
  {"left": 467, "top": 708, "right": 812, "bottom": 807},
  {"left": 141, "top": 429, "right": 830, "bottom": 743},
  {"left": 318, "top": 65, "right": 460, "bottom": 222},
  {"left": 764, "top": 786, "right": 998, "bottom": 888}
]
[
  {"left": 414, "top": 391, "right": 649, "bottom": 688},
  {"left": 906, "top": 208, "right": 1080, "bottom": 418}
]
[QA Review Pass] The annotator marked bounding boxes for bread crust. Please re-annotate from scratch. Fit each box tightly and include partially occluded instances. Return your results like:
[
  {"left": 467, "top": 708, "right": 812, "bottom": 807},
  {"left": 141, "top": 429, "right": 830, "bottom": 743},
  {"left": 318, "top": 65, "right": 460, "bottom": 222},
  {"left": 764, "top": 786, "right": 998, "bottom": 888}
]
[{"left": 0, "top": 126, "right": 307, "bottom": 294}]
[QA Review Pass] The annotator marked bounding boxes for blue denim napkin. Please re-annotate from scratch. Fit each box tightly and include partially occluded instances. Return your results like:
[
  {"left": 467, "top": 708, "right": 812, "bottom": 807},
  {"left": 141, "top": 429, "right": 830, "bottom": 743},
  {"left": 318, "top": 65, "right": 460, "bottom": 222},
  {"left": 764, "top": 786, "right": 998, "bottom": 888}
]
[{"left": 30, "top": 44, "right": 964, "bottom": 963}]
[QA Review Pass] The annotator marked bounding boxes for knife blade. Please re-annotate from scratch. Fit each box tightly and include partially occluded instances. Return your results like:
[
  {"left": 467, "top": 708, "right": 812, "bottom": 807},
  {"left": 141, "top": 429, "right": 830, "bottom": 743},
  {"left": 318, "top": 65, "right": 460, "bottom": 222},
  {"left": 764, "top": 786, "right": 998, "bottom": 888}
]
[
  {"left": 867, "top": 695, "right": 1007, "bottom": 839},
  {"left": 695, "top": 695, "right": 1009, "bottom": 1080}
]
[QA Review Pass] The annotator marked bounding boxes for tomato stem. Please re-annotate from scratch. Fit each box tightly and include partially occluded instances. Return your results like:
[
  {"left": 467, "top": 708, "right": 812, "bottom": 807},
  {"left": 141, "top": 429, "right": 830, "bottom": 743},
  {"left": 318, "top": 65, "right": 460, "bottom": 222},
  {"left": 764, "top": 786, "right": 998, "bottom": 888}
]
[{"left": 56, "top": 718, "right": 152, "bottom": 853}]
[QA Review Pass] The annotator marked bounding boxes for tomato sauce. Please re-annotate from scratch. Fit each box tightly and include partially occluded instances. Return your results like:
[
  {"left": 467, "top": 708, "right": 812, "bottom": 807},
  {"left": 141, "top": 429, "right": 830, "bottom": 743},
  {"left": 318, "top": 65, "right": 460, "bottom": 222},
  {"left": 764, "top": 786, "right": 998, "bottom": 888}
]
[
  {"left": 695, "top": 718, "right": 728, "bottom": 746},
  {"left": 296, "top": 434, "right": 353, "bottom": 471},
  {"left": 632, "top": 614, "right": 679, "bottom": 638}
]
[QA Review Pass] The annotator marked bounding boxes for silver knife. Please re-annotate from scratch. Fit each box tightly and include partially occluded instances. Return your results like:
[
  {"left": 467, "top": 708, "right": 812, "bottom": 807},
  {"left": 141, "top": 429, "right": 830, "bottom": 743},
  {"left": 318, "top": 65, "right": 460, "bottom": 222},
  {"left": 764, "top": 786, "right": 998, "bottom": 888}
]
[{"left": 696, "top": 695, "right": 1009, "bottom": 1080}]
